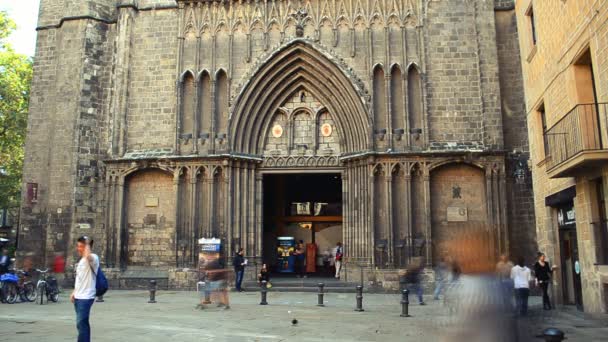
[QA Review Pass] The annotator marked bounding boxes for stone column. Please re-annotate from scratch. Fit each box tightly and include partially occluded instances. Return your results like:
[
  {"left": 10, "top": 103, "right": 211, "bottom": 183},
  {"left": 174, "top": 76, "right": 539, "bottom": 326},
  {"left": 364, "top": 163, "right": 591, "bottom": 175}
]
[
  {"left": 189, "top": 166, "right": 198, "bottom": 266},
  {"left": 208, "top": 168, "right": 215, "bottom": 237},
  {"left": 104, "top": 174, "right": 114, "bottom": 268},
  {"left": 423, "top": 169, "right": 432, "bottom": 266},
  {"left": 255, "top": 171, "right": 263, "bottom": 260},
  {"left": 225, "top": 164, "right": 233, "bottom": 258},
  {"left": 498, "top": 168, "right": 508, "bottom": 256},
  {"left": 116, "top": 174, "right": 127, "bottom": 270},
  {"left": 369, "top": 162, "right": 376, "bottom": 266},
  {"left": 386, "top": 170, "right": 394, "bottom": 266},
  {"left": 404, "top": 170, "right": 412, "bottom": 265},
  {"left": 233, "top": 163, "right": 241, "bottom": 250},
  {"left": 173, "top": 169, "right": 182, "bottom": 267}
]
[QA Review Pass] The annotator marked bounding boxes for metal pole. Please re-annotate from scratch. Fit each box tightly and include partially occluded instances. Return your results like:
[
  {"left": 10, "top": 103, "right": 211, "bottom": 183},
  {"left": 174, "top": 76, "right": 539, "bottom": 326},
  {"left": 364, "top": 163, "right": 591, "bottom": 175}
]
[
  {"left": 148, "top": 279, "right": 157, "bottom": 303},
  {"left": 400, "top": 289, "right": 410, "bottom": 317},
  {"left": 354, "top": 285, "right": 364, "bottom": 312},
  {"left": 317, "top": 282, "right": 325, "bottom": 307},
  {"left": 260, "top": 280, "right": 268, "bottom": 305}
]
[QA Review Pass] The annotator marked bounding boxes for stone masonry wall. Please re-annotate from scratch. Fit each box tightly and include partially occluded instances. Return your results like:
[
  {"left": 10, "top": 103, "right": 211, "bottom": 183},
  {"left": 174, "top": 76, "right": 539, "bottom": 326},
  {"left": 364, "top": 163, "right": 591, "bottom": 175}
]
[
  {"left": 126, "top": 169, "right": 176, "bottom": 266},
  {"left": 515, "top": 0, "right": 608, "bottom": 313}
]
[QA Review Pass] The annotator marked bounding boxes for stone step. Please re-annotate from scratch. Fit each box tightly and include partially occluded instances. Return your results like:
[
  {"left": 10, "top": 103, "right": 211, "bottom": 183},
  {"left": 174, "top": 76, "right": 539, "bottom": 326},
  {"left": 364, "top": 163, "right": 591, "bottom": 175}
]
[
  {"left": 241, "top": 286, "right": 366, "bottom": 293},
  {"left": 243, "top": 281, "right": 358, "bottom": 288}
]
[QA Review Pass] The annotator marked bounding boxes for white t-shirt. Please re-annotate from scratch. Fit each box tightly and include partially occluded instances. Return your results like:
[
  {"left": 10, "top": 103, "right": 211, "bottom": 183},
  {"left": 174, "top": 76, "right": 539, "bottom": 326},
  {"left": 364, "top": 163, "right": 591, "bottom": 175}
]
[
  {"left": 510, "top": 265, "right": 531, "bottom": 289},
  {"left": 74, "top": 254, "right": 99, "bottom": 299}
]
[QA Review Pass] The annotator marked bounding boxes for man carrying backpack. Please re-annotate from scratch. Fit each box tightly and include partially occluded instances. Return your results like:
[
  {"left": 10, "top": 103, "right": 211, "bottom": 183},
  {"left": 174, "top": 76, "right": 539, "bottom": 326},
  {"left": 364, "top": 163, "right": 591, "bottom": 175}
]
[{"left": 71, "top": 236, "right": 100, "bottom": 342}]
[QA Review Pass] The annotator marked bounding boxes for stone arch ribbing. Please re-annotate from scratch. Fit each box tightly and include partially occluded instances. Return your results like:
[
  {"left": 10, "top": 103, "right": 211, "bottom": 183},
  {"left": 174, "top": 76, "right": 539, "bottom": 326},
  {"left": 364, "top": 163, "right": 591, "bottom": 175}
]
[{"left": 229, "top": 39, "right": 371, "bottom": 155}]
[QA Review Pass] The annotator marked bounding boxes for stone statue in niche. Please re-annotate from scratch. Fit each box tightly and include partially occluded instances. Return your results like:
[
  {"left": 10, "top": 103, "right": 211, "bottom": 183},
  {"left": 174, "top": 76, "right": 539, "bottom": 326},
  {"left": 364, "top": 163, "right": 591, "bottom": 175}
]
[{"left": 452, "top": 185, "right": 461, "bottom": 199}]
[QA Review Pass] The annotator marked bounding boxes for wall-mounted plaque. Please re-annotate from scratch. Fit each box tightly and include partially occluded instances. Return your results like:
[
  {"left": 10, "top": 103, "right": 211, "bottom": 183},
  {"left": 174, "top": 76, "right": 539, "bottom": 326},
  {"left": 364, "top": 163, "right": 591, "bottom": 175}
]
[
  {"left": 321, "top": 123, "right": 332, "bottom": 137},
  {"left": 145, "top": 196, "right": 159, "bottom": 207},
  {"left": 272, "top": 124, "right": 283, "bottom": 138},
  {"left": 447, "top": 206, "right": 468, "bottom": 222}
]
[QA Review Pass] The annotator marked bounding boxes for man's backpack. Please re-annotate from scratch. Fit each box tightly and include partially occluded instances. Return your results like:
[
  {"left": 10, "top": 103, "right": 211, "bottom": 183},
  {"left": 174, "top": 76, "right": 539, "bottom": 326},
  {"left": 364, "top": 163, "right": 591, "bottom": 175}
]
[{"left": 91, "top": 264, "right": 109, "bottom": 297}]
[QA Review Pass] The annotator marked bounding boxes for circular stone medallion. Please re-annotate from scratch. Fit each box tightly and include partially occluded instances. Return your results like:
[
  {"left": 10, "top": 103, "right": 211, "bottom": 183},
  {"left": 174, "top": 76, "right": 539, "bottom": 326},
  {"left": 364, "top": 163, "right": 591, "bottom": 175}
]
[
  {"left": 321, "top": 123, "right": 332, "bottom": 137},
  {"left": 272, "top": 124, "right": 284, "bottom": 138}
]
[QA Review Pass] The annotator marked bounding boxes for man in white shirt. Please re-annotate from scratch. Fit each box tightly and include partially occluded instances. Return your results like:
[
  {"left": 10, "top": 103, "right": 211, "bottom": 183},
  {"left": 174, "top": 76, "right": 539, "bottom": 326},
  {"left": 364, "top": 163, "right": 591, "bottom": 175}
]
[
  {"left": 71, "top": 236, "right": 99, "bottom": 342},
  {"left": 510, "top": 256, "right": 531, "bottom": 316}
]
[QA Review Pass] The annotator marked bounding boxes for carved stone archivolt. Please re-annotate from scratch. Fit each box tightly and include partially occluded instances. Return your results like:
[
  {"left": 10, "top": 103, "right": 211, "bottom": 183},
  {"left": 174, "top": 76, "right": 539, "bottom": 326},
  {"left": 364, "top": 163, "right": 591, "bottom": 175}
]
[{"left": 262, "top": 155, "right": 340, "bottom": 168}]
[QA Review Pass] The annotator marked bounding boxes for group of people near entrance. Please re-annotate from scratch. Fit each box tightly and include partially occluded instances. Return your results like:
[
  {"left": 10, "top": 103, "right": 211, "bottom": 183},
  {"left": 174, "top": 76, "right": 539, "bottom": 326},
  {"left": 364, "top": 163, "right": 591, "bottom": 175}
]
[
  {"left": 429, "top": 251, "right": 557, "bottom": 316},
  {"left": 495, "top": 252, "right": 557, "bottom": 315},
  {"left": 293, "top": 241, "right": 343, "bottom": 279}
]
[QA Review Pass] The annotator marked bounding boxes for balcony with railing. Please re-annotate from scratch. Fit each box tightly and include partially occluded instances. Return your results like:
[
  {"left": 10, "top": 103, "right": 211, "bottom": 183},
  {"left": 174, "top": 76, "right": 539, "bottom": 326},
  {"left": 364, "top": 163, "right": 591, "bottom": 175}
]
[{"left": 545, "top": 103, "right": 608, "bottom": 178}]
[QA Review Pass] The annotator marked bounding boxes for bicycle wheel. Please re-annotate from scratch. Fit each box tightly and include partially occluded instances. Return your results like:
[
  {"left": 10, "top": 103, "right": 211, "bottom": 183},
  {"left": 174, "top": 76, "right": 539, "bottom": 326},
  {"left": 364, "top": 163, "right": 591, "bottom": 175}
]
[
  {"left": 24, "top": 282, "right": 37, "bottom": 302},
  {"left": 37, "top": 282, "right": 46, "bottom": 305},
  {"left": 4, "top": 283, "right": 18, "bottom": 304},
  {"left": 49, "top": 287, "right": 59, "bottom": 302}
]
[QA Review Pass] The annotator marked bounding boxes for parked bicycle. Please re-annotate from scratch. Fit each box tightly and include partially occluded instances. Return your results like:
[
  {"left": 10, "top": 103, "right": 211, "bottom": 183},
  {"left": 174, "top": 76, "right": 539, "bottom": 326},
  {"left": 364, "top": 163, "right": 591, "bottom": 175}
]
[
  {"left": 1, "top": 269, "right": 36, "bottom": 304},
  {"left": 36, "top": 268, "right": 59, "bottom": 305}
]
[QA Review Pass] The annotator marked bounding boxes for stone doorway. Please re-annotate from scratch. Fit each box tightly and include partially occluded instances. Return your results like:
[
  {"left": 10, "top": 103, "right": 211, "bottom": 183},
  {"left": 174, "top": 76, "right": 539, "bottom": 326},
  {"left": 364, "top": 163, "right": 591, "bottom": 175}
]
[{"left": 262, "top": 172, "right": 343, "bottom": 278}]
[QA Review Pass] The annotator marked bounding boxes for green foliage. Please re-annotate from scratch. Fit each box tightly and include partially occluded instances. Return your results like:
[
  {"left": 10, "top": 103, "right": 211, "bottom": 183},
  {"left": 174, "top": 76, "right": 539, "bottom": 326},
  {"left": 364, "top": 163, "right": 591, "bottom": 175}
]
[{"left": 0, "top": 11, "right": 33, "bottom": 208}]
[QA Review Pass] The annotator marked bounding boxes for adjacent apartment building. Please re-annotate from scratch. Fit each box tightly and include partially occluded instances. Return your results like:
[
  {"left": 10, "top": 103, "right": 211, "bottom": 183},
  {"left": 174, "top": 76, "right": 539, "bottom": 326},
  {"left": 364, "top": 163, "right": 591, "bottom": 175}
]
[{"left": 516, "top": 0, "right": 608, "bottom": 313}]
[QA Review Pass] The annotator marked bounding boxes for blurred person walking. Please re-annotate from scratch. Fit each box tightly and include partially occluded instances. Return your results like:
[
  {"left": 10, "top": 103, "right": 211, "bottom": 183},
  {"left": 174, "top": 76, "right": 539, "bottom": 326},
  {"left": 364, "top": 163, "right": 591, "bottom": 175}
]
[
  {"left": 405, "top": 257, "right": 426, "bottom": 305},
  {"left": 510, "top": 257, "right": 531, "bottom": 316},
  {"left": 496, "top": 254, "right": 514, "bottom": 309}
]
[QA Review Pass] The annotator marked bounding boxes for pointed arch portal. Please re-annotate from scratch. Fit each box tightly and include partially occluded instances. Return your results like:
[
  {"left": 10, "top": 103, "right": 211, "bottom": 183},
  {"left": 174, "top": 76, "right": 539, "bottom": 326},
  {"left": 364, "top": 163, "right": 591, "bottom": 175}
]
[{"left": 229, "top": 39, "right": 372, "bottom": 156}]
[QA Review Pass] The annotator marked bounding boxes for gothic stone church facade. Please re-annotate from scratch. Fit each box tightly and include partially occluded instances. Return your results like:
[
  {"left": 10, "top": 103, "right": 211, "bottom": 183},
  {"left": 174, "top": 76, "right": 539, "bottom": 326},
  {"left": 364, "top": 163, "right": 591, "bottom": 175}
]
[{"left": 21, "top": 0, "right": 536, "bottom": 287}]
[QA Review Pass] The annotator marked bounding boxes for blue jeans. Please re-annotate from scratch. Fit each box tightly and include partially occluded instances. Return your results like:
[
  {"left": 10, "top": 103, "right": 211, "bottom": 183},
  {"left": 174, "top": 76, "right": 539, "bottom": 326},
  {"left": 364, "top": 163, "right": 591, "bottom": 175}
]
[
  {"left": 407, "top": 283, "right": 424, "bottom": 304},
  {"left": 515, "top": 288, "right": 529, "bottom": 316},
  {"left": 74, "top": 299, "right": 95, "bottom": 342},
  {"left": 433, "top": 280, "right": 444, "bottom": 299},
  {"left": 235, "top": 270, "right": 244, "bottom": 290}
]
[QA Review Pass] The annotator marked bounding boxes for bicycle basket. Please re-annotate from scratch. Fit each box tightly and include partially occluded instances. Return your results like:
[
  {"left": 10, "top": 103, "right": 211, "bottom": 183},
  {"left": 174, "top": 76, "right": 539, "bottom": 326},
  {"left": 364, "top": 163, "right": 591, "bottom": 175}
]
[{"left": 0, "top": 273, "right": 19, "bottom": 283}]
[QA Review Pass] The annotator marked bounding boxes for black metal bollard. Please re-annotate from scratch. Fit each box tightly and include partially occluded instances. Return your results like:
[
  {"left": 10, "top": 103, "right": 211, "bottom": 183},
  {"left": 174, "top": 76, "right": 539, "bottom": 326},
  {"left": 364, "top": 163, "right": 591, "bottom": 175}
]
[
  {"left": 317, "top": 283, "right": 325, "bottom": 307},
  {"left": 540, "top": 328, "right": 565, "bottom": 342},
  {"left": 96, "top": 294, "right": 105, "bottom": 303},
  {"left": 354, "top": 285, "right": 364, "bottom": 312},
  {"left": 400, "top": 289, "right": 410, "bottom": 317},
  {"left": 260, "top": 280, "right": 268, "bottom": 305},
  {"left": 148, "top": 279, "right": 157, "bottom": 303}
]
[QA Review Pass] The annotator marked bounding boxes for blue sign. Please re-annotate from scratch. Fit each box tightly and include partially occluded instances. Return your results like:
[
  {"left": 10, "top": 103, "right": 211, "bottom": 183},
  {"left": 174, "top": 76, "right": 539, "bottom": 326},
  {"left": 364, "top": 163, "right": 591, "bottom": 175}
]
[{"left": 277, "top": 237, "right": 296, "bottom": 273}]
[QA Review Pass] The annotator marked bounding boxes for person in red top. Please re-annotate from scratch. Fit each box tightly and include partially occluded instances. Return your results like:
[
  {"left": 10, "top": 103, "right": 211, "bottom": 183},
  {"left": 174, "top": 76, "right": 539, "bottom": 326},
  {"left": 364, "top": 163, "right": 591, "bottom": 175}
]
[
  {"left": 53, "top": 252, "right": 66, "bottom": 274},
  {"left": 53, "top": 252, "right": 66, "bottom": 285}
]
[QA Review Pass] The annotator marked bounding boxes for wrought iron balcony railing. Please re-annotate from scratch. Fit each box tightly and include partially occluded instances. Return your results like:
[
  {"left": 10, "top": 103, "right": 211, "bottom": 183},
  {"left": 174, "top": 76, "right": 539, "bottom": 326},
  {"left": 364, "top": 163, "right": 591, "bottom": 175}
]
[{"left": 545, "top": 103, "right": 608, "bottom": 177}]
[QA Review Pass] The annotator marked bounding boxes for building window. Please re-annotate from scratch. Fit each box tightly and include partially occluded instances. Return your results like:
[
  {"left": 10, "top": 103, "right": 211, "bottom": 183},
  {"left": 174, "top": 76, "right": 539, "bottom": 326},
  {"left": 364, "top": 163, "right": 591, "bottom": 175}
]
[
  {"left": 526, "top": 5, "right": 537, "bottom": 45},
  {"left": 538, "top": 103, "right": 549, "bottom": 158}
]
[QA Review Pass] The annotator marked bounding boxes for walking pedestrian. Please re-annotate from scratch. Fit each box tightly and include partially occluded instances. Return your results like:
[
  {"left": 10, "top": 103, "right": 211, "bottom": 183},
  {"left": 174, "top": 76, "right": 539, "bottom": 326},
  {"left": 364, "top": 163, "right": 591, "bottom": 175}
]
[
  {"left": 405, "top": 257, "right": 426, "bottom": 305},
  {"left": 334, "top": 242, "right": 343, "bottom": 279},
  {"left": 206, "top": 256, "right": 230, "bottom": 309},
  {"left": 0, "top": 249, "right": 10, "bottom": 274},
  {"left": 294, "top": 241, "right": 306, "bottom": 278},
  {"left": 510, "top": 256, "right": 531, "bottom": 316},
  {"left": 534, "top": 252, "right": 557, "bottom": 310},
  {"left": 496, "top": 253, "right": 514, "bottom": 309},
  {"left": 71, "top": 236, "right": 99, "bottom": 342},
  {"left": 433, "top": 256, "right": 447, "bottom": 300},
  {"left": 233, "top": 248, "right": 246, "bottom": 292}
]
